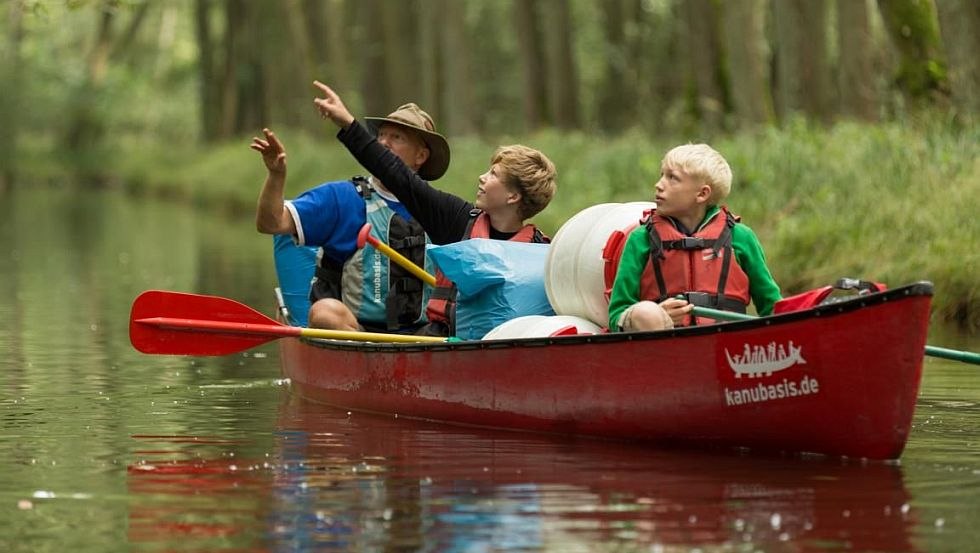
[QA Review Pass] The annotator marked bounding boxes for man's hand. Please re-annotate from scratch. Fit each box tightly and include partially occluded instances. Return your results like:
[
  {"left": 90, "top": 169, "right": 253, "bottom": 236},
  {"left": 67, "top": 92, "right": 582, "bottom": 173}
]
[
  {"left": 250, "top": 128, "right": 287, "bottom": 175},
  {"left": 313, "top": 80, "right": 355, "bottom": 128}
]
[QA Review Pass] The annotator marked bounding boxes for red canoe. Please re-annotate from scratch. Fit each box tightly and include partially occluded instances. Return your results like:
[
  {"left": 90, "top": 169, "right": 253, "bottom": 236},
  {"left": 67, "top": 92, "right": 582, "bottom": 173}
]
[{"left": 279, "top": 282, "right": 932, "bottom": 460}]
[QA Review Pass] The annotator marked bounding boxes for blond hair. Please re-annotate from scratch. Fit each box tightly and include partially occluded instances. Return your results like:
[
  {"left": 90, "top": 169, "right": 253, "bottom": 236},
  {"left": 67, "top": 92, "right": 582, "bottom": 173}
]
[
  {"left": 492, "top": 145, "right": 557, "bottom": 220},
  {"left": 662, "top": 144, "right": 732, "bottom": 204}
]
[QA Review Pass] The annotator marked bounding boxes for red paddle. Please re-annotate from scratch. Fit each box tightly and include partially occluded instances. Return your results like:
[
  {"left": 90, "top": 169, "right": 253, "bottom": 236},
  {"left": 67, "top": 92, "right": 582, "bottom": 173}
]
[{"left": 129, "top": 290, "right": 449, "bottom": 356}]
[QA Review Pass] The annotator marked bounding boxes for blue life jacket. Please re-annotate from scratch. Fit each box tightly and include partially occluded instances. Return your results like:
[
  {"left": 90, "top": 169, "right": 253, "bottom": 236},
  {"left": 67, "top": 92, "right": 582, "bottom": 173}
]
[{"left": 310, "top": 177, "right": 434, "bottom": 330}]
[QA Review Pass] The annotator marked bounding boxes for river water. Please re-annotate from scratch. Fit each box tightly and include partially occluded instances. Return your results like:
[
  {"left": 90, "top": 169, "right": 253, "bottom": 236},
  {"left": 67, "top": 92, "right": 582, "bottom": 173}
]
[{"left": 1, "top": 186, "right": 978, "bottom": 552}]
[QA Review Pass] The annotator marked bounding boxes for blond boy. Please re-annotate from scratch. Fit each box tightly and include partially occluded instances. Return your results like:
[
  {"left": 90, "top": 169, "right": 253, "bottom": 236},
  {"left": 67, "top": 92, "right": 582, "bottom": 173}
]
[{"left": 608, "top": 144, "right": 781, "bottom": 331}]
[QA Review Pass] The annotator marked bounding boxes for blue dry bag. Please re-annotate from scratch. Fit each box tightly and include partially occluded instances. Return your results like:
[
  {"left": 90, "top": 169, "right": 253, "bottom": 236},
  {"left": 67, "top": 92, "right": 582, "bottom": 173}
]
[
  {"left": 427, "top": 239, "right": 555, "bottom": 340},
  {"left": 272, "top": 234, "right": 318, "bottom": 327}
]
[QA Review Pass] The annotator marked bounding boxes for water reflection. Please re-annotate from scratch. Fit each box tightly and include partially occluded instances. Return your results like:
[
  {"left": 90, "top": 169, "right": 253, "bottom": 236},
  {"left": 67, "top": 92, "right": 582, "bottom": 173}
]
[
  {"left": 128, "top": 393, "right": 920, "bottom": 552},
  {"left": 129, "top": 398, "right": 916, "bottom": 551},
  {"left": 273, "top": 397, "right": 918, "bottom": 552}
]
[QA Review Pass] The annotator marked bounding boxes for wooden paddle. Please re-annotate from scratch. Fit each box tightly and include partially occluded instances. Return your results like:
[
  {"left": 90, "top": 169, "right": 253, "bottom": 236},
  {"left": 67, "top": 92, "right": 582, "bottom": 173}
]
[
  {"left": 690, "top": 304, "right": 980, "bottom": 366},
  {"left": 130, "top": 290, "right": 450, "bottom": 356},
  {"left": 358, "top": 223, "right": 437, "bottom": 286}
]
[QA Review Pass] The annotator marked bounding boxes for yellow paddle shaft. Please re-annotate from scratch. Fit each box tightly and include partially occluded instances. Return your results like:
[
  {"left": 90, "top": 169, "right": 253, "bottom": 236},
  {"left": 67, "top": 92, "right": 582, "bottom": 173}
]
[
  {"left": 368, "top": 238, "right": 437, "bottom": 286},
  {"left": 298, "top": 327, "right": 447, "bottom": 343}
]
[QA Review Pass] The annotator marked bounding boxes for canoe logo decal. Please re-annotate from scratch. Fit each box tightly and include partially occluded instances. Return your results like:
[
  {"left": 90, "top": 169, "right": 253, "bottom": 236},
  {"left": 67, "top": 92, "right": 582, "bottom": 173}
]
[{"left": 725, "top": 340, "right": 806, "bottom": 378}]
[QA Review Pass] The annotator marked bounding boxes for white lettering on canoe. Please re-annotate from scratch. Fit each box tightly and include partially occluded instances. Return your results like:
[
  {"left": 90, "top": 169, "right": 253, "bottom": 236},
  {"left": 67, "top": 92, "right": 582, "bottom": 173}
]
[
  {"left": 373, "top": 250, "right": 382, "bottom": 301},
  {"left": 724, "top": 375, "right": 821, "bottom": 407},
  {"left": 725, "top": 340, "right": 806, "bottom": 378}
]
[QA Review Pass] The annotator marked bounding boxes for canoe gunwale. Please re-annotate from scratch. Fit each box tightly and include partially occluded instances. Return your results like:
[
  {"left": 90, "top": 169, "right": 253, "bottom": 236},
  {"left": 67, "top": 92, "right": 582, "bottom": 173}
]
[{"left": 295, "top": 281, "right": 934, "bottom": 352}]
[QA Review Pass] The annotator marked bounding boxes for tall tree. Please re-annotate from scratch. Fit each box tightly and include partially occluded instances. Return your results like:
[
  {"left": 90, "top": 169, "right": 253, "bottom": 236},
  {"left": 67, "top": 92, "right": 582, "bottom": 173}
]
[
  {"left": 440, "top": 0, "right": 476, "bottom": 135},
  {"left": 934, "top": 0, "right": 980, "bottom": 118},
  {"left": 194, "top": 0, "right": 221, "bottom": 142},
  {"left": 875, "top": 0, "right": 948, "bottom": 104},
  {"left": 381, "top": 0, "right": 420, "bottom": 106},
  {"left": 0, "top": 0, "right": 25, "bottom": 188},
  {"left": 64, "top": 1, "right": 116, "bottom": 152},
  {"left": 544, "top": 0, "right": 580, "bottom": 129},
  {"left": 358, "top": 0, "right": 390, "bottom": 116},
  {"left": 682, "top": 0, "right": 727, "bottom": 129},
  {"left": 514, "top": 0, "right": 550, "bottom": 130},
  {"left": 772, "top": 0, "right": 833, "bottom": 122},
  {"left": 280, "top": 0, "right": 317, "bottom": 130},
  {"left": 722, "top": 0, "right": 773, "bottom": 127},
  {"left": 837, "top": 0, "right": 878, "bottom": 121},
  {"left": 417, "top": 1, "right": 442, "bottom": 122},
  {"left": 597, "top": 0, "right": 630, "bottom": 132},
  {"left": 323, "top": 0, "right": 356, "bottom": 110}
]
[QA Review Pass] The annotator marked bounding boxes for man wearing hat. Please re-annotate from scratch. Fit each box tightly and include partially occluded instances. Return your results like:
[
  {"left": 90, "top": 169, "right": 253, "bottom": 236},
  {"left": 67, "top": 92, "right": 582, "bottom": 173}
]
[{"left": 251, "top": 102, "right": 451, "bottom": 333}]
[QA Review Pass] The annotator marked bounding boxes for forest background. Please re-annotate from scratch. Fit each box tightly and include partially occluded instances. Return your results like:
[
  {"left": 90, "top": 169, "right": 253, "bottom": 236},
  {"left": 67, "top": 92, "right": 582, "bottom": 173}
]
[{"left": 0, "top": 0, "right": 977, "bottom": 328}]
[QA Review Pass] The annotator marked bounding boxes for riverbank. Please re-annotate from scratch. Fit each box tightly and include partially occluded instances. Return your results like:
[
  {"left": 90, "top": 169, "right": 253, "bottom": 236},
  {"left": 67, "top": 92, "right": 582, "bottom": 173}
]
[{"left": 18, "top": 117, "right": 979, "bottom": 328}]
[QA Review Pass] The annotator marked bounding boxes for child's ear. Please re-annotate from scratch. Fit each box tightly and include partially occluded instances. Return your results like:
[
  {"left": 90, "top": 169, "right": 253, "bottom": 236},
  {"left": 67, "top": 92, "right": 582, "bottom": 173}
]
[{"left": 696, "top": 184, "right": 712, "bottom": 203}]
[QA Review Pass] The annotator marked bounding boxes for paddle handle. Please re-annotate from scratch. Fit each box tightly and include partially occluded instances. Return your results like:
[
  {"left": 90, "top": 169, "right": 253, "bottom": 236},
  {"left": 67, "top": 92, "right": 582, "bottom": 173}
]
[
  {"left": 924, "top": 345, "right": 980, "bottom": 365},
  {"left": 688, "top": 305, "right": 980, "bottom": 366},
  {"left": 358, "top": 224, "right": 437, "bottom": 286}
]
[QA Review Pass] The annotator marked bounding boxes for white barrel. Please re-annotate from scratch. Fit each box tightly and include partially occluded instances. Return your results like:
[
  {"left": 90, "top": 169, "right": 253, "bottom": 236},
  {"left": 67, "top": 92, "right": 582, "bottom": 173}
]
[
  {"left": 483, "top": 315, "right": 602, "bottom": 340},
  {"left": 544, "top": 202, "right": 655, "bottom": 325}
]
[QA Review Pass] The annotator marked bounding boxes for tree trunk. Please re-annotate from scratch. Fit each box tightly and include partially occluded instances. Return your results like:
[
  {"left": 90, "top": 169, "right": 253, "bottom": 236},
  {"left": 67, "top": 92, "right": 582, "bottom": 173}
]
[
  {"left": 875, "top": 0, "right": 948, "bottom": 103},
  {"left": 324, "top": 0, "right": 356, "bottom": 111},
  {"left": 597, "top": 0, "right": 630, "bottom": 132},
  {"left": 65, "top": 1, "right": 115, "bottom": 152},
  {"left": 417, "top": 1, "right": 442, "bottom": 123},
  {"left": 0, "top": 0, "right": 25, "bottom": 189},
  {"left": 544, "top": 0, "right": 580, "bottom": 129},
  {"left": 772, "top": 0, "right": 832, "bottom": 122},
  {"left": 110, "top": 1, "right": 151, "bottom": 63},
  {"left": 440, "top": 0, "right": 476, "bottom": 135},
  {"left": 934, "top": 0, "right": 980, "bottom": 118},
  {"left": 683, "top": 0, "right": 727, "bottom": 129},
  {"left": 358, "top": 0, "right": 389, "bottom": 116},
  {"left": 514, "top": 0, "right": 549, "bottom": 130},
  {"left": 382, "top": 0, "right": 420, "bottom": 106},
  {"left": 218, "top": 0, "right": 243, "bottom": 138},
  {"left": 281, "top": 0, "right": 317, "bottom": 131},
  {"left": 303, "top": 0, "right": 328, "bottom": 65},
  {"left": 722, "top": 0, "right": 773, "bottom": 127},
  {"left": 194, "top": 0, "right": 220, "bottom": 142},
  {"left": 837, "top": 0, "right": 878, "bottom": 120}
]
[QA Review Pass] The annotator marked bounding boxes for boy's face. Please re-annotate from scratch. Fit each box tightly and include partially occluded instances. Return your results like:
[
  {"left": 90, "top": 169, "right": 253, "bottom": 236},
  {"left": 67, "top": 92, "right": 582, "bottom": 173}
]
[
  {"left": 654, "top": 163, "right": 711, "bottom": 218},
  {"left": 475, "top": 162, "right": 520, "bottom": 214}
]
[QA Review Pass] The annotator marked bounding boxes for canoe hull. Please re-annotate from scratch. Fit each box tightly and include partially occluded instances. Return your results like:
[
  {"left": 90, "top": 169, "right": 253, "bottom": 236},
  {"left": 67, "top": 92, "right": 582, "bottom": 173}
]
[{"left": 280, "top": 283, "right": 931, "bottom": 459}]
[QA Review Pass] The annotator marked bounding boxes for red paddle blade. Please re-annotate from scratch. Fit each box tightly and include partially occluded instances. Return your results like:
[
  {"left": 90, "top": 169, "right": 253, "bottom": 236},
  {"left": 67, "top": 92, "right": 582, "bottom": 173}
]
[{"left": 130, "top": 290, "right": 286, "bottom": 356}]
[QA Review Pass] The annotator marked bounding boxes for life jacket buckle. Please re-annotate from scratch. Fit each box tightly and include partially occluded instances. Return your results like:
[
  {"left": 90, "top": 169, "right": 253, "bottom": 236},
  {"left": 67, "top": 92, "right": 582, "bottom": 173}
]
[
  {"left": 673, "top": 237, "right": 707, "bottom": 250},
  {"left": 683, "top": 292, "right": 714, "bottom": 307}
]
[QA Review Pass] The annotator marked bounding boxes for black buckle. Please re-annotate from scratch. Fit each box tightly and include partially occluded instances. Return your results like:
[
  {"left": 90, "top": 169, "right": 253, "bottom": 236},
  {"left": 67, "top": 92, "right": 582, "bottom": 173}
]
[
  {"left": 683, "top": 292, "right": 714, "bottom": 307},
  {"left": 665, "top": 237, "right": 707, "bottom": 250}
]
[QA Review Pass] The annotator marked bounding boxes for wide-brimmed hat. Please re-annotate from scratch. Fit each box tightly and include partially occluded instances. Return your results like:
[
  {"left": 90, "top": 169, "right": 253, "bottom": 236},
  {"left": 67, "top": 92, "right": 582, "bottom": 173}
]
[{"left": 365, "top": 103, "right": 450, "bottom": 181}]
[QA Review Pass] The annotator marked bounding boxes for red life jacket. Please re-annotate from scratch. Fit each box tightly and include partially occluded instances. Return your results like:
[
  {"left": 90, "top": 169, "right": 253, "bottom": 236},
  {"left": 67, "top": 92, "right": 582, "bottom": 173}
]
[
  {"left": 426, "top": 210, "right": 548, "bottom": 334},
  {"left": 640, "top": 206, "right": 750, "bottom": 326}
]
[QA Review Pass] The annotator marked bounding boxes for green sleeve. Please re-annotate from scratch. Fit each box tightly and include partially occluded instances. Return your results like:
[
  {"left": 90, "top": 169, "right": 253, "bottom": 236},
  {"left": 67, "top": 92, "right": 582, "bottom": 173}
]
[
  {"left": 731, "top": 223, "right": 781, "bottom": 315},
  {"left": 607, "top": 226, "right": 651, "bottom": 329}
]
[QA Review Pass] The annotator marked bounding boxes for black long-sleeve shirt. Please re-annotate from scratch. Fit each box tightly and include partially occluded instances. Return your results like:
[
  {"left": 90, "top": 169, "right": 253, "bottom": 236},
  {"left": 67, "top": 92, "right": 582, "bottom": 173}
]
[{"left": 337, "top": 120, "right": 474, "bottom": 245}]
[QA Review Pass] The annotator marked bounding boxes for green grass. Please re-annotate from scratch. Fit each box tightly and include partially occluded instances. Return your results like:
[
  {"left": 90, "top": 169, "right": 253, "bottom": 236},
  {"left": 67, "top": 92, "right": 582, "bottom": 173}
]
[{"left": 19, "top": 117, "right": 980, "bottom": 329}]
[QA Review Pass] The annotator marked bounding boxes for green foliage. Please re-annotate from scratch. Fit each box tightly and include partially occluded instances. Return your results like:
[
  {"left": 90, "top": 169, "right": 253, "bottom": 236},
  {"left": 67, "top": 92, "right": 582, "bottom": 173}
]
[{"left": 34, "top": 114, "right": 969, "bottom": 327}]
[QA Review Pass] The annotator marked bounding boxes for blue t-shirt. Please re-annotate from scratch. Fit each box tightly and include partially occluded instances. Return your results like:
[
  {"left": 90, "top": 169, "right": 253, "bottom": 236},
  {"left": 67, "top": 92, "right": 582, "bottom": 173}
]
[{"left": 285, "top": 178, "right": 414, "bottom": 265}]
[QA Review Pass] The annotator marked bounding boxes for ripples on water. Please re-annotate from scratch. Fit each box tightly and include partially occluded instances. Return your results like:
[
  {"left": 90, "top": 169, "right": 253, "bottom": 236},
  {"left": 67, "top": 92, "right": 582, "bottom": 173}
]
[{"left": 1, "top": 188, "right": 978, "bottom": 552}]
